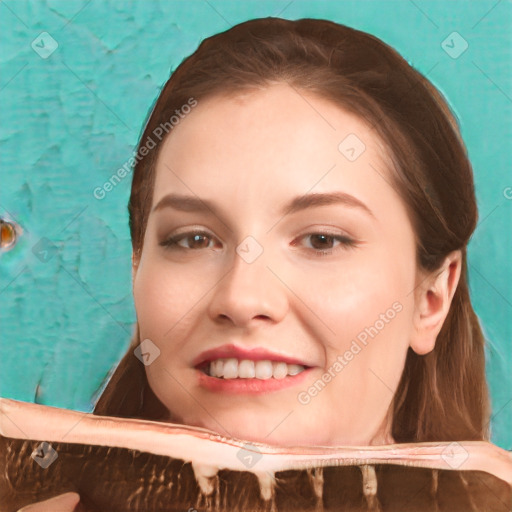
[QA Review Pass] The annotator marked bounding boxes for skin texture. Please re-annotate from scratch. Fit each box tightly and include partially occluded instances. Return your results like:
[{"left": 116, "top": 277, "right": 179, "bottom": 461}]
[
  {"left": 17, "top": 492, "right": 81, "bottom": 511},
  {"left": 132, "top": 83, "right": 462, "bottom": 447}
]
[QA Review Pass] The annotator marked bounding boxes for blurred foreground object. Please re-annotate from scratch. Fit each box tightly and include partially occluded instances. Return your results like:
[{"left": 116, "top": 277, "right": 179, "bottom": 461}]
[{"left": 1, "top": 398, "right": 511, "bottom": 511}]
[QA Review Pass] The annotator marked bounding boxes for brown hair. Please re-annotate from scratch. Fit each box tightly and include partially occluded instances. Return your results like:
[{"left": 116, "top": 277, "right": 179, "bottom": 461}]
[{"left": 93, "top": 17, "right": 490, "bottom": 443}]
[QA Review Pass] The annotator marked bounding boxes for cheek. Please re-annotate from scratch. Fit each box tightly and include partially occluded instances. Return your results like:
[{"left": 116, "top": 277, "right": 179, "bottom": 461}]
[
  {"left": 133, "top": 257, "right": 215, "bottom": 344},
  {"left": 133, "top": 258, "right": 180, "bottom": 341},
  {"left": 302, "top": 251, "right": 415, "bottom": 354}
]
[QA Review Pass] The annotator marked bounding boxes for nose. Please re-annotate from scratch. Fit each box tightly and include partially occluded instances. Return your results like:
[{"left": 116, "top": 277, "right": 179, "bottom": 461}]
[{"left": 207, "top": 241, "right": 288, "bottom": 328}]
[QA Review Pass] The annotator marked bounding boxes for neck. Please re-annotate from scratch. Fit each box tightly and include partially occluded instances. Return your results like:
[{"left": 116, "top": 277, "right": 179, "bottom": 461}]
[{"left": 368, "top": 404, "right": 396, "bottom": 445}]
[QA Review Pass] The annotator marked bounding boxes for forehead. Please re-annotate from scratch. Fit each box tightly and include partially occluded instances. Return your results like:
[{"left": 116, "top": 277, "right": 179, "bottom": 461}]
[{"left": 152, "top": 83, "right": 400, "bottom": 218}]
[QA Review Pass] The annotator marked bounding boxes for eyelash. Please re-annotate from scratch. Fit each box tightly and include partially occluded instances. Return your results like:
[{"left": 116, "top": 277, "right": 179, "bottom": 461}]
[{"left": 160, "top": 229, "right": 357, "bottom": 256}]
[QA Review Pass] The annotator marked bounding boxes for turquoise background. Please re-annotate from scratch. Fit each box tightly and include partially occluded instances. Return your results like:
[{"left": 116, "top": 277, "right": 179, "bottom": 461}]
[{"left": 1, "top": 0, "right": 511, "bottom": 449}]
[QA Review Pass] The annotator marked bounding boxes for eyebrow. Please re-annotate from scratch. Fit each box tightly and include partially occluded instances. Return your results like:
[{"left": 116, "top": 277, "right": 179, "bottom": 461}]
[{"left": 151, "top": 191, "right": 375, "bottom": 220}]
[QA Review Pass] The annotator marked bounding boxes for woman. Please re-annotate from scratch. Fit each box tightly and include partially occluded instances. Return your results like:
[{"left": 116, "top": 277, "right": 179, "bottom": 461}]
[{"left": 21, "top": 16, "right": 494, "bottom": 511}]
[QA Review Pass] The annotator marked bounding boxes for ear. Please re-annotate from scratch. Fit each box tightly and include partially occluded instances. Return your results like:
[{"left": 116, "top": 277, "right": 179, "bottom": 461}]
[{"left": 410, "top": 249, "right": 462, "bottom": 355}]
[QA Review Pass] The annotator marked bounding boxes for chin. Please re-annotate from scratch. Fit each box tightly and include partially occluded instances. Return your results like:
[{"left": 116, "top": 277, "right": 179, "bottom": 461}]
[
  {"left": 171, "top": 408, "right": 343, "bottom": 447},
  {"left": 225, "top": 418, "right": 331, "bottom": 447}
]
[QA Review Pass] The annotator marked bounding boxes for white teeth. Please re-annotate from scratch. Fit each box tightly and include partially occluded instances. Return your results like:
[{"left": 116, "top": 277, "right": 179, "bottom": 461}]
[
  {"left": 222, "top": 358, "right": 238, "bottom": 379},
  {"left": 206, "top": 359, "right": 306, "bottom": 379},
  {"left": 210, "top": 359, "right": 222, "bottom": 378},
  {"left": 255, "top": 360, "right": 273, "bottom": 380},
  {"left": 287, "top": 364, "right": 304, "bottom": 376},
  {"left": 238, "top": 359, "right": 255, "bottom": 378},
  {"left": 272, "top": 361, "right": 288, "bottom": 380}
]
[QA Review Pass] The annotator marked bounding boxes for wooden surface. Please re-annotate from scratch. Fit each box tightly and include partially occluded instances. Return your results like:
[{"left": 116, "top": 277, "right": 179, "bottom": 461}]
[{"left": 1, "top": 435, "right": 511, "bottom": 512}]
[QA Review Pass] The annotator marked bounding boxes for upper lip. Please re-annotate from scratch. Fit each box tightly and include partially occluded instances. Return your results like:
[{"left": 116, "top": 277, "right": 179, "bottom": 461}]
[{"left": 192, "top": 344, "right": 312, "bottom": 368}]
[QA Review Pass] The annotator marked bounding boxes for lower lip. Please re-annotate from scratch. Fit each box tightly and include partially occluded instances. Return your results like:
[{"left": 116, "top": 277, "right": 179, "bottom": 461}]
[{"left": 196, "top": 367, "right": 315, "bottom": 394}]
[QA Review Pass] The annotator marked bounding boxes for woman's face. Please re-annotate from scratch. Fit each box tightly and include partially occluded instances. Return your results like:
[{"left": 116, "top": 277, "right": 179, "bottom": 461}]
[{"left": 132, "top": 83, "right": 421, "bottom": 446}]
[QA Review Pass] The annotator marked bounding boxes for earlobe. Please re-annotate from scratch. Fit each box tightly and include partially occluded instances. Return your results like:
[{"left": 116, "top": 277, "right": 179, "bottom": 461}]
[{"left": 410, "top": 250, "right": 462, "bottom": 355}]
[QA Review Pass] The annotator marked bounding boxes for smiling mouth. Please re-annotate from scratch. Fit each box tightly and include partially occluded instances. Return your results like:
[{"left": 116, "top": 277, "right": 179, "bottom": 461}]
[{"left": 197, "top": 358, "right": 309, "bottom": 380}]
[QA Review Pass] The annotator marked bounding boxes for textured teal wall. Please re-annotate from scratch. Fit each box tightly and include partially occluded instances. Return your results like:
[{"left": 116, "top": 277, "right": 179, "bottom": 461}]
[{"left": 1, "top": 0, "right": 511, "bottom": 449}]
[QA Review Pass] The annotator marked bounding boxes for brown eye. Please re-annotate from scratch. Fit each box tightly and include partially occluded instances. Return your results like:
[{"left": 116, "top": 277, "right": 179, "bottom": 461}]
[
  {"left": 294, "top": 232, "right": 357, "bottom": 256},
  {"left": 308, "top": 234, "right": 337, "bottom": 250},
  {"left": 160, "top": 231, "right": 215, "bottom": 250}
]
